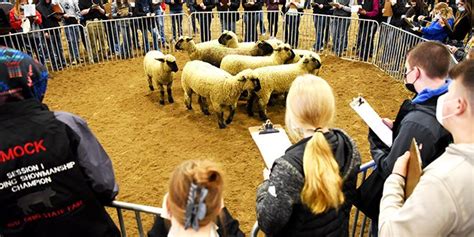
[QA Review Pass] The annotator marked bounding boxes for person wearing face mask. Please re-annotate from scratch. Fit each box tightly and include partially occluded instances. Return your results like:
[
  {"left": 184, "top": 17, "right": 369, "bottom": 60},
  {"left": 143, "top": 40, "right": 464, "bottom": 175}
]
[
  {"left": 441, "top": 0, "right": 472, "bottom": 47},
  {"left": 378, "top": 59, "right": 474, "bottom": 236},
  {"left": 413, "top": 2, "right": 454, "bottom": 42},
  {"left": 354, "top": 41, "right": 453, "bottom": 230},
  {"left": 256, "top": 74, "right": 361, "bottom": 236}
]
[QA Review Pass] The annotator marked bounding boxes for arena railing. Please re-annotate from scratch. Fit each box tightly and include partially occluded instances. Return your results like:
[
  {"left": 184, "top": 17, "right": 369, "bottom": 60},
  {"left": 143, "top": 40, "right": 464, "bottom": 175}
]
[
  {"left": 249, "top": 160, "right": 377, "bottom": 237},
  {"left": 106, "top": 200, "right": 163, "bottom": 237}
]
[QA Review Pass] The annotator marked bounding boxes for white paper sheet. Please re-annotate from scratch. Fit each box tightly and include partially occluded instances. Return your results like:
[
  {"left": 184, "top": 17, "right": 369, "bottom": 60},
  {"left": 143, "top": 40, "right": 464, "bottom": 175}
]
[
  {"left": 350, "top": 96, "right": 393, "bottom": 147},
  {"left": 249, "top": 126, "right": 292, "bottom": 169},
  {"left": 23, "top": 4, "right": 36, "bottom": 17}
]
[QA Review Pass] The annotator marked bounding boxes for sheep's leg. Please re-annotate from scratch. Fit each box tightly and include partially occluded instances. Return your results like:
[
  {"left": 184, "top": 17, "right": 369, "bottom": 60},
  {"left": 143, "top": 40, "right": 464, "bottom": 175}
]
[
  {"left": 159, "top": 84, "right": 165, "bottom": 105},
  {"left": 184, "top": 89, "right": 193, "bottom": 110},
  {"left": 268, "top": 93, "right": 278, "bottom": 106},
  {"left": 198, "top": 96, "right": 210, "bottom": 115},
  {"left": 258, "top": 94, "right": 271, "bottom": 121},
  {"left": 167, "top": 82, "right": 174, "bottom": 103},
  {"left": 217, "top": 109, "right": 226, "bottom": 129},
  {"left": 147, "top": 75, "right": 154, "bottom": 91},
  {"left": 225, "top": 104, "right": 236, "bottom": 125},
  {"left": 246, "top": 91, "right": 257, "bottom": 117}
]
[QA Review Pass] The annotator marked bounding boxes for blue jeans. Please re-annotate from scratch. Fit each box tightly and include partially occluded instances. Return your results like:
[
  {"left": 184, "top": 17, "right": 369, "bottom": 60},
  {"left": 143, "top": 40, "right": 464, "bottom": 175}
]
[
  {"left": 170, "top": 10, "right": 183, "bottom": 40},
  {"left": 153, "top": 8, "right": 166, "bottom": 49},
  {"left": 313, "top": 14, "right": 330, "bottom": 51},
  {"left": 64, "top": 24, "right": 81, "bottom": 61},
  {"left": 284, "top": 12, "right": 301, "bottom": 48},
  {"left": 197, "top": 12, "right": 213, "bottom": 42},
  {"left": 331, "top": 17, "right": 350, "bottom": 56},
  {"left": 45, "top": 28, "right": 67, "bottom": 69},
  {"left": 244, "top": 12, "right": 258, "bottom": 42},
  {"left": 219, "top": 11, "right": 237, "bottom": 33},
  {"left": 258, "top": 11, "right": 265, "bottom": 34},
  {"left": 267, "top": 11, "right": 278, "bottom": 37},
  {"left": 119, "top": 20, "right": 132, "bottom": 57}
]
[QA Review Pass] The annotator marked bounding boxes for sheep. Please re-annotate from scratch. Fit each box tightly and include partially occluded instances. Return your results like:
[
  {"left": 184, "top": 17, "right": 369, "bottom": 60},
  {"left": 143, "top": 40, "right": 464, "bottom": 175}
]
[
  {"left": 220, "top": 44, "right": 296, "bottom": 75},
  {"left": 265, "top": 38, "right": 285, "bottom": 49},
  {"left": 175, "top": 36, "right": 273, "bottom": 67},
  {"left": 217, "top": 30, "right": 239, "bottom": 48},
  {"left": 143, "top": 50, "right": 179, "bottom": 105},
  {"left": 181, "top": 60, "right": 261, "bottom": 129},
  {"left": 246, "top": 53, "right": 322, "bottom": 120}
]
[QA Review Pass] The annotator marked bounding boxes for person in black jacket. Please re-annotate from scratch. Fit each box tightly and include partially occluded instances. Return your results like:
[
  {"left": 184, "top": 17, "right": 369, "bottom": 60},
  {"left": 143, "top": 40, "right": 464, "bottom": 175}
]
[
  {"left": 256, "top": 74, "right": 361, "bottom": 237},
  {"left": 193, "top": 0, "right": 215, "bottom": 42},
  {"left": 242, "top": 0, "right": 262, "bottom": 42},
  {"left": 217, "top": 0, "right": 239, "bottom": 33},
  {"left": 441, "top": 0, "right": 471, "bottom": 47},
  {"left": 79, "top": 0, "right": 109, "bottom": 62},
  {"left": 311, "top": 0, "right": 332, "bottom": 51},
  {"left": 0, "top": 47, "right": 120, "bottom": 237},
  {"left": 355, "top": 41, "right": 453, "bottom": 233},
  {"left": 133, "top": 0, "right": 154, "bottom": 52}
]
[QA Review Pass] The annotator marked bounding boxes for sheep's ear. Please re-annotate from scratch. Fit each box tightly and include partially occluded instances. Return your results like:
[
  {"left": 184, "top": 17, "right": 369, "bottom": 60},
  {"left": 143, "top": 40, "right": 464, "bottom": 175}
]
[
  {"left": 155, "top": 58, "right": 165, "bottom": 62},
  {"left": 238, "top": 76, "right": 247, "bottom": 82},
  {"left": 314, "top": 59, "right": 322, "bottom": 69},
  {"left": 185, "top": 37, "right": 193, "bottom": 42}
]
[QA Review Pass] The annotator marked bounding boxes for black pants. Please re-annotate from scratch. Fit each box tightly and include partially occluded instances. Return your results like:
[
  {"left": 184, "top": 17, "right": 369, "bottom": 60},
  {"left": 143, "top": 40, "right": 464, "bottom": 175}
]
[
  {"left": 284, "top": 12, "right": 301, "bottom": 48},
  {"left": 357, "top": 20, "right": 378, "bottom": 61},
  {"left": 267, "top": 11, "right": 279, "bottom": 37},
  {"left": 244, "top": 11, "right": 258, "bottom": 42},
  {"left": 197, "top": 12, "right": 213, "bottom": 42}
]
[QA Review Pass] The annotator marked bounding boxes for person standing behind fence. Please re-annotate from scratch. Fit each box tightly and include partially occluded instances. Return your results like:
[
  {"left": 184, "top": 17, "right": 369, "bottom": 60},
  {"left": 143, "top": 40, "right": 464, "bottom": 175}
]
[
  {"left": 151, "top": 0, "right": 167, "bottom": 49},
  {"left": 256, "top": 74, "right": 361, "bottom": 237},
  {"left": 265, "top": 0, "right": 280, "bottom": 39},
  {"left": 133, "top": 0, "right": 154, "bottom": 53},
  {"left": 0, "top": 47, "right": 121, "bottom": 237},
  {"left": 59, "top": 0, "right": 83, "bottom": 65},
  {"left": 331, "top": 0, "right": 352, "bottom": 56},
  {"left": 112, "top": 0, "right": 133, "bottom": 58},
  {"left": 311, "top": 0, "right": 332, "bottom": 51},
  {"left": 283, "top": 0, "right": 303, "bottom": 48},
  {"left": 79, "top": 0, "right": 109, "bottom": 62},
  {"left": 242, "top": 0, "right": 262, "bottom": 42},
  {"left": 185, "top": 0, "right": 198, "bottom": 34},
  {"left": 165, "top": 0, "right": 184, "bottom": 41},
  {"left": 193, "top": 0, "right": 215, "bottom": 42},
  {"left": 354, "top": 41, "right": 453, "bottom": 233},
  {"left": 378, "top": 59, "right": 474, "bottom": 237},
  {"left": 9, "top": 0, "right": 46, "bottom": 65},
  {"left": 355, "top": 0, "right": 380, "bottom": 61},
  {"left": 217, "top": 0, "right": 240, "bottom": 33},
  {"left": 37, "top": 0, "right": 68, "bottom": 70}
]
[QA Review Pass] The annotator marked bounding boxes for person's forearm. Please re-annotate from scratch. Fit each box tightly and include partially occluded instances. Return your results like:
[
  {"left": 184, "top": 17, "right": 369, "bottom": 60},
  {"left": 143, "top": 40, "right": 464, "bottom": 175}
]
[{"left": 379, "top": 174, "right": 405, "bottom": 234}]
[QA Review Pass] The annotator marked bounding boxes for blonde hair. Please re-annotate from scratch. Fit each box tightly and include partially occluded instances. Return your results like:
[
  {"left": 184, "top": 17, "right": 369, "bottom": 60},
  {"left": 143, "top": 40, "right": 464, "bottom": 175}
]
[
  {"left": 167, "top": 160, "right": 224, "bottom": 228},
  {"left": 433, "top": 2, "right": 453, "bottom": 19},
  {"left": 285, "top": 74, "right": 344, "bottom": 214}
]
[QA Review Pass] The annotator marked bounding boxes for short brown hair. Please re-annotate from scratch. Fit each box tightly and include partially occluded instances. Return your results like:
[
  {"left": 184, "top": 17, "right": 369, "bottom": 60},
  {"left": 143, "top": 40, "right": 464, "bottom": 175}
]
[
  {"left": 449, "top": 59, "right": 474, "bottom": 96},
  {"left": 407, "top": 41, "right": 451, "bottom": 79}
]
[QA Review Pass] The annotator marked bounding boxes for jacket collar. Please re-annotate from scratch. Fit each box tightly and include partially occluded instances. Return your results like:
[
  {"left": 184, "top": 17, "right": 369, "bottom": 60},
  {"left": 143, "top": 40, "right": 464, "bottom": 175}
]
[{"left": 0, "top": 99, "right": 49, "bottom": 121}]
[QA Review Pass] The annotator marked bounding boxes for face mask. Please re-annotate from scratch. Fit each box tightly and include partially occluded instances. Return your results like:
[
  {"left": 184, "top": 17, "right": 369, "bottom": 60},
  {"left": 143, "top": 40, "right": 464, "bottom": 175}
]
[
  {"left": 458, "top": 6, "right": 465, "bottom": 11},
  {"left": 436, "top": 94, "right": 457, "bottom": 126},
  {"left": 404, "top": 77, "right": 418, "bottom": 94}
]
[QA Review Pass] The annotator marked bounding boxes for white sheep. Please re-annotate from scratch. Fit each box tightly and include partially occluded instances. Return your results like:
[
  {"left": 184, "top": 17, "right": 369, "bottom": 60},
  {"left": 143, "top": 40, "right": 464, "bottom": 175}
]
[
  {"left": 247, "top": 53, "right": 322, "bottom": 120},
  {"left": 217, "top": 30, "right": 239, "bottom": 48},
  {"left": 220, "top": 43, "right": 296, "bottom": 75},
  {"left": 265, "top": 38, "right": 285, "bottom": 49},
  {"left": 143, "top": 50, "right": 178, "bottom": 105},
  {"left": 175, "top": 36, "right": 273, "bottom": 67},
  {"left": 181, "top": 60, "right": 261, "bottom": 128}
]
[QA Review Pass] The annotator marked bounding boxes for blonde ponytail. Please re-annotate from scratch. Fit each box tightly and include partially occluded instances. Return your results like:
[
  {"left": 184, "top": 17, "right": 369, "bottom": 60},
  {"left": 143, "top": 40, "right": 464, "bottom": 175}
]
[{"left": 301, "top": 131, "right": 344, "bottom": 214}]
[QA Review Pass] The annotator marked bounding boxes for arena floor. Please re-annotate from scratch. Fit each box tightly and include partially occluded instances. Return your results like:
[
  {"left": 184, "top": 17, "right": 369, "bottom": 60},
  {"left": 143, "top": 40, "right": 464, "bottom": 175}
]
[{"left": 46, "top": 51, "right": 410, "bottom": 235}]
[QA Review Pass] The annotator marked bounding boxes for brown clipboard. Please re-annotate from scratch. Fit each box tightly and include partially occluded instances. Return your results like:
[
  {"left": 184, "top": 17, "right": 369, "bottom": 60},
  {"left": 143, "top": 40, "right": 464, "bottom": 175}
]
[{"left": 405, "top": 138, "right": 422, "bottom": 199}]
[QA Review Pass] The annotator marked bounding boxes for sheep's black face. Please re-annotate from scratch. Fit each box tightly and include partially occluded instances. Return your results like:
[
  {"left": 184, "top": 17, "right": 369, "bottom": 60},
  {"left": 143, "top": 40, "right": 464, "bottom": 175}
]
[
  {"left": 175, "top": 39, "right": 183, "bottom": 50},
  {"left": 258, "top": 42, "right": 273, "bottom": 56},
  {"left": 311, "top": 56, "right": 322, "bottom": 69},
  {"left": 251, "top": 78, "right": 261, "bottom": 92},
  {"left": 218, "top": 33, "right": 232, "bottom": 45},
  {"left": 288, "top": 49, "right": 296, "bottom": 61},
  {"left": 167, "top": 61, "right": 179, "bottom": 72}
]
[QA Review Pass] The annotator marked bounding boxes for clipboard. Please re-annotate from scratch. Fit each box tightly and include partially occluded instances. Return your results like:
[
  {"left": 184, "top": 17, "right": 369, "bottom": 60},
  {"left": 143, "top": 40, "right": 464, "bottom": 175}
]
[
  {"left": 249, "top": 121, "right": 292, "bottom": 169},
  {"left": 350, "top": 96, "right": 393, "bottom": 147},
  {"left": 405, "top": 138, "right": 422, "bottom": 199}
]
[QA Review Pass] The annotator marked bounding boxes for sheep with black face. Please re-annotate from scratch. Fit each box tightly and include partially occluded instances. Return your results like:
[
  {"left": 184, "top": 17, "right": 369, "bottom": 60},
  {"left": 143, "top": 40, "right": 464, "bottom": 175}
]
[{"left": 143, "top": 50, "right": 179, "bottom": 105}]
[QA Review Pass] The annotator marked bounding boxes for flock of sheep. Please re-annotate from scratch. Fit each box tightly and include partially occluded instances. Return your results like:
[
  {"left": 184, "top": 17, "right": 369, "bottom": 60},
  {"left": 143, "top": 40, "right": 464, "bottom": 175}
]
[{"left": 143, "top": 31, "right": 322, "bottom": 129}]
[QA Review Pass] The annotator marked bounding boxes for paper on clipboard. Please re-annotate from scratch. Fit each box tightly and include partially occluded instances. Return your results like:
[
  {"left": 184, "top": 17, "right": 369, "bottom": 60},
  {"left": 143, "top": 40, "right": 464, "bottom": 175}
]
[
  {"left": 23, "top": 4, "right": 36, "bottom": 17},
  {"left": 249, "top": 125, "right": 292, "bottom": 169},
  {"left": 350, "top": 96, "right": 393, "bottom": 147}
]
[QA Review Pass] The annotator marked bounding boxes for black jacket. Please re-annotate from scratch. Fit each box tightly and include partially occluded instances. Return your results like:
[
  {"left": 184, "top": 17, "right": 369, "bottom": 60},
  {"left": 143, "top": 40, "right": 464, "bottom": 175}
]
[
  {"left": 445, "top": 14, "right": 472, "bottom": 42},
  {"left": 0, "top": 99, "right": 120, "bottom": 237},
  {"left": 256, "top": 129, "right": 361, "bottom": 237},
  {"left": 79, "top": 0, "right": 107, "bottom": 22},
  {"left": 217, "top": 0, "right": 240, "bottom": 11},
  {"left": 311, "top": 0, "right": 332, "bottom": 15},
  {"left": 389, "top": 0, "right": 408, "bottom": 27},
  {"left": 242, "top": 0, "right": 263, "bottom": 11},
  {"left": 36, "top": 0, "right": 61, "bottom": 28},
  {"left": 193, "top": 0, "right": 216, "bottom": 12}
]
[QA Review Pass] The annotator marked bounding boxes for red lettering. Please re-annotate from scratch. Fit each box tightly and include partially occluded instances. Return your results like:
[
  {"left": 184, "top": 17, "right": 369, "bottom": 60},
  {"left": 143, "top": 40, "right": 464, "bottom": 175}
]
[
  {"left": 24, "top": 143, "right": 35, "bottom": 155},
  {"left": 6, "top": 220, "right": 21, "bottom": 228},
  {"left": 34, "top": 140, "right": 46, "bottom": 153},
  {"left": 0, "top": 149, "right": 14, "bottom": 162},
  {"left": 13, "top": 146, "right": 24, "bottom": 157}
]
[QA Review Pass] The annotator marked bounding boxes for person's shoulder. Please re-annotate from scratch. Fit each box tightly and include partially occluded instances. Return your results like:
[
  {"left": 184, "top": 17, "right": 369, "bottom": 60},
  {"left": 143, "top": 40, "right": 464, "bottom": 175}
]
[{"left": 54, "top": 111, "right": 88, "bottom": 127}]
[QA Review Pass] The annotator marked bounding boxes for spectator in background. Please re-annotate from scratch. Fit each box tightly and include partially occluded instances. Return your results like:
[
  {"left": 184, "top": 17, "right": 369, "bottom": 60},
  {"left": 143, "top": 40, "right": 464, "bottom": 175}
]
[
  {"left": 415, "top": 2, "right": 454, "bottom": 41},
  {"left": 165, "top": 0, "right": 183, "bottom": 41},
  {"left": 0, "top": 47, "right": 120, "bottom": 237},
  {"left": 265, "top": 0, "right": 280, "bottom": 39},
  {"left": 147, "top": 160, "right": 245, "bottom": 237},
  {"left": 242, "top": 0, "right": 262, "bottom": 42},
  {"left": 185, "top": 0, "right": 198, "bottom": 34},
  {"left": 217, "top": 0, "right": 240, "bottom": 33},
  {"left": 258, "top": 8, "right": 265, "bottom": 36},
  {"left": 311, "top": 0, "right": 332, "bottom": 51},
  {"left": 79, "top": 0, "right": 109, "bottom": 62},
  {"left": 256, "top": 74, "right": 361, "bottom": 236},
  {"left": 283, "top": 0, "right": 304, "bottom": 48},
  {"left": 59, "top": 0, "right": 83, "bottom": 65},
  {"left": 133, "top": 0, "right": 154, "bottom": 52},
  {"left": 331, "top": 0, "right": 352, "bottom": 56},
  {"left": 112, "top": 0, "right": 133, "bottom": 58},
  {"left": 388, "top": 0, "right": 408, "bottom": 27},
  {"left": 401, "top": 0, "right": 428, "bottom": 33},
  {"left": 151, "top": 0, "right": 168, "bottom": 49},
  {"left": 193, "top": 0, "right": 215, "bottom": 42},
  {"left": 449, "top": 35, "right": 474, "bottom": 61},
  {"left": 379, "top": 59, "right": 474, "bottom": 237},
  {"left": 36, "top": 0, "right": 68, "bottom": 70},
  {"left": 442, "top": 0, "right": 471, "bottom": 47},
  {"left": 355, "top": 41, "right": 453, "bottom": 232},
  {"left": 9, "top": 0, "right": 46, "bottom": 65},
  {"left": 356, "top": 0, "right": 380, "bottom": 61}
]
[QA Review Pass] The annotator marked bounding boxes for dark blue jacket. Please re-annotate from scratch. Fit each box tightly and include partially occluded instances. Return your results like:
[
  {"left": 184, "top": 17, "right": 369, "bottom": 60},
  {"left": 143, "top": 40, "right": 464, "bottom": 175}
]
[{"left": 165, "top": 0, "right": 183, "bottom": 12}]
